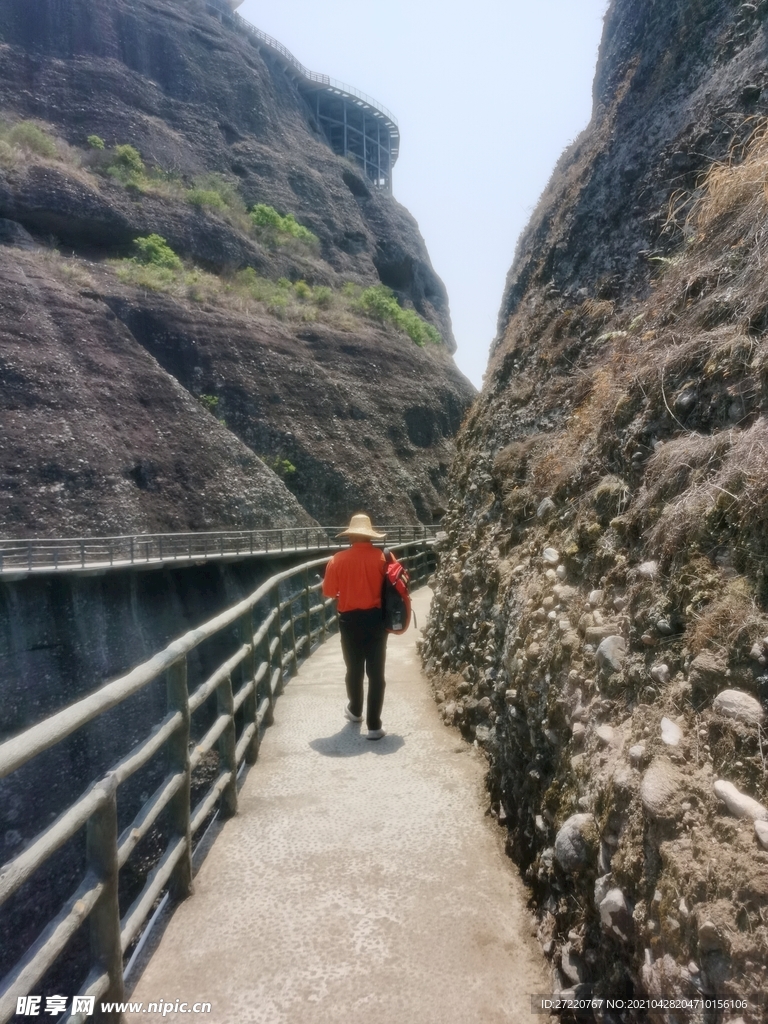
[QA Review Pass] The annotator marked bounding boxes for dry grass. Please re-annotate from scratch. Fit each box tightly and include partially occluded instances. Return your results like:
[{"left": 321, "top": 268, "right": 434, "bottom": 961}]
[
  {"left": 641, "top": 418, "right": 768, "bottom": 561},
  {"left": 694, "top": 120, "right": 768, "bottom": 233},
  {"left": 687, "top": 575, "right": 767, "bottom": 658},
  {"left": 0, "top": 118, "right": 96, "bottom": 186}
]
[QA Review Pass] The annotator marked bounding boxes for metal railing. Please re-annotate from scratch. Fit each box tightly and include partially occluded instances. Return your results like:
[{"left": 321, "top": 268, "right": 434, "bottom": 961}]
[
  {"left": 205, "top": 0, "right": 400, "bottom": 130},
  {"left": 0, "top": 540, "right": 435, "bottom": 1022},
  {"left": 0, "top": 525, "right": 437, "bottom": 575}
]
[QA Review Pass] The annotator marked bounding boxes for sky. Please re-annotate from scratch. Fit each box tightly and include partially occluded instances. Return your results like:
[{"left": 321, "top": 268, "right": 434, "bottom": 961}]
[{"left": 238, "top": 0, "right": 610, "bottom": 389}]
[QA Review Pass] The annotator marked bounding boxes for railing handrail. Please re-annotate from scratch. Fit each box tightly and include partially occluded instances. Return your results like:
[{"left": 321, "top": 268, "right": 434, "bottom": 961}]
[
  {"left": 0, "top": 525, "right": 437, "bottom": 575},
  {"left": 0, "top": 540, "right": 436, "bottom": 1019},
  {"left": 0, "top": 525, "right": 433, "bottom": 546},
  {"left": 202, "top": 0, "right": 399, "bottom": 132}
]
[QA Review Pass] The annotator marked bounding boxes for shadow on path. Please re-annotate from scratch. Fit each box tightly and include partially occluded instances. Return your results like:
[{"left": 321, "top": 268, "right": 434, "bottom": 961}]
[{"left": 309, "top": 722, "right": 404, "bottom": 757}]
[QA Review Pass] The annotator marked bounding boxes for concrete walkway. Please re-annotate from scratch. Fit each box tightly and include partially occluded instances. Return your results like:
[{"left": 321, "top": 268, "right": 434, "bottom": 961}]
[{"left": 126, "top": 589, "right": 548, "bottom": 1024}]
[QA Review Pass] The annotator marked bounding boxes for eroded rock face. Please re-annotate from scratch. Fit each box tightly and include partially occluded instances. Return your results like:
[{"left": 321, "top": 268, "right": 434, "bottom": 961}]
[
  {"left": 421, "top": 0, "right": 768, "bottom": 1008},
  {"left": 0, "top": 0, "right": 474, "bottom": 533}
]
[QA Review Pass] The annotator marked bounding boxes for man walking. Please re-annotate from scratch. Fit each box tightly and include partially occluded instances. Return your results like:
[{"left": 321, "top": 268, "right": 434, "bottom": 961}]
[{"left": 322, "top": 514, "right": 388, "bottom": 739}]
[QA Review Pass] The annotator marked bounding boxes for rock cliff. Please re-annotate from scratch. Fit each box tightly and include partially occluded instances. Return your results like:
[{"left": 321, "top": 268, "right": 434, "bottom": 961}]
[
  {"left": 423, "top": 0, "right": 768, "bottom": 1013},
  {"left": 0, "top": 0, "right": 474, "bottom": 535}
]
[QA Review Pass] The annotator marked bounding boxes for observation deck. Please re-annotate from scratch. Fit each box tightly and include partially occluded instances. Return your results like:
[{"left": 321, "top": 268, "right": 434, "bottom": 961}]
[{"left": 205, "top": 0, "right": 400, "bottom": 192}]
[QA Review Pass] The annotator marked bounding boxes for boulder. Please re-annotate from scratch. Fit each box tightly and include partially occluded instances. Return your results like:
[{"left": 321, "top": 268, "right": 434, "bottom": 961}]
[
  {"left": 640, "top": 759, "right": 684, "bottom": 818},
  {"left": 0, "top": 217, "right": 38, "bottom": 249},
  {"left": 596, "top": 635, "right": 626, "bottom": 675},
  {"left": 713, "top": 780, "right": 768, "bottom": 821},
  {"left": 554, "top": 814, "right": 596, "bottom": 872},
  {"left": 543, "top": 547, "right": 560, "bottom": 565},
  {"left": 650, "top": 663, "right": 670, "bottom": 685},
  {"left": 594, "top": 873, "right": 613, "bottom": 908},
  {"left": 537, "top": 497, "right": 556, "bottom": 520},
  {"left": 755, "top": 820, "right": 768, "bottom": 850},
  {"left": 713, "top": 689, "right": 765, "bottom": 726},
  {"left": 595, "top": 724, "right": 616, "bottom": 747},
  {"left": 599, "top": 888, "right": 633, "bottom": 940},
  {"left": 660, "top": 717, "right": 682, "bottom": 747}
]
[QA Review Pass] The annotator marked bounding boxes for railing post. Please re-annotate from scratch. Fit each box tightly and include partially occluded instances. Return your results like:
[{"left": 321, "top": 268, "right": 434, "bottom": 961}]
[
  {"left": 166, "top": 658, "right": 192, "bottom": 901},
  {"left": 241, "top": 610, "right": 259, "bottom": 764},
  {"left": 87, "top": 779, "right": 125, "bottom": 1019},
  {"left": 288, "top": 589, "right": 298, "bottom": 675},
  {"left": 80, "top": 541, "right": 85, "bottom": 568},
  {"left": 262, "top": 621, "right": 274, "bottom": 727},
  {"left": 303, "top": 568, "right": 312, "bottom": 652},
  {"left": 129, "top": 536, "right": 134, "bottom": 564},
  {"left": 217, "top": 674, "right": 238, "bottom": 818},
  {"left": 272, "top": 588, "right": 285, "bottom": 697}
]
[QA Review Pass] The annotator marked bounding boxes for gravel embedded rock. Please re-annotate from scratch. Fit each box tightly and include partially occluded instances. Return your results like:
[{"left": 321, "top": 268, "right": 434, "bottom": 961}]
[
  {"left": 660, "top": 717, "right": 682, "bottom": 747},
  {"left": 713, "top": 780, "right": 768, "bottom": 821},
  {"left": 596, "top": 635, "right": 626, "bottom": 676},
  {"left": 554, "top": 814, "right": 597, "bottom": 872},
  {"left": 640, "top": 760, "right": 684, "bottom": 819},
  {"left": 599, "top": 888, "right": 633, "bottom": 940},
  {"left": 629, "top": 743, "right": 646, "bottom": 768},
  {"left": 713, "top": 689, "right": 765, "bottom": 726}
]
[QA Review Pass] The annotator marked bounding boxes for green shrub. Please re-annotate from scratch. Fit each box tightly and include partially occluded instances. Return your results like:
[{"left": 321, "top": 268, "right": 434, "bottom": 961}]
[
  {"left": 87, "top": 134, "right": 105, "bottom": 150},
  {"left": 313, "top": 286, "right": 333, "bottom": 308},
  {"left": 294, "top": 280, "right": 311, "bottom": 301},
  {"left": 108, "top": 144, "right": 145, "bottom": 185},
  {"left": 270, "top": 457, "right": 296, "bottom": 478},
  {"left": 7, "top": 122, "right": 58, "bottom": 159},
  {"left": 186, "top": 188, "right": 226, "bottom": 211},
  {"left": 250, "top": 203, "right": 284, "bottom": 230},
  {"left": 249, "top": 204, "right": 318, "bottom": 246},
  {"left": 198, "top": 394, "right": 219, "bottom": 413},
  {"left": 281, "top": 213, "right": 317, "bottom": 244},
  {"left": 133, "top": 234, "right": 182, "bottom": 270},
  {"left": 357, "top": 285, "right": 442, "bottom": 346}
]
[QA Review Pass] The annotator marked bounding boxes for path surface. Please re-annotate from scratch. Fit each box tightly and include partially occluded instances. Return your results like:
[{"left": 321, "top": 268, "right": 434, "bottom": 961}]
[{"left": 126, "top": 589, "right": 548, "bottom": 1024}]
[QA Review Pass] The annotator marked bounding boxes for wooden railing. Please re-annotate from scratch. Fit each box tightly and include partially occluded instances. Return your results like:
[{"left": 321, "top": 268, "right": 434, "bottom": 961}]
[
  {"left": 0, "top": 525, "right": 437, "bottom": 575},
  {"left": 0, "top": 540, "right": 435, "bottom": 1022}
]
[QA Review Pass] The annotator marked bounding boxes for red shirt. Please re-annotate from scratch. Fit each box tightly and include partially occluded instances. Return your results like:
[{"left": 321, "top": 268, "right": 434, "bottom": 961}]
[{"left": 323, "top": 542, "right": 386, "bottom": 612}]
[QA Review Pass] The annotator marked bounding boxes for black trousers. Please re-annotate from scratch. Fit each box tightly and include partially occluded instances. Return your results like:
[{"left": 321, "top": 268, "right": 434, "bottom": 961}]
[{"left": 339, "top": 608, "right": 387, "bottom": 730}]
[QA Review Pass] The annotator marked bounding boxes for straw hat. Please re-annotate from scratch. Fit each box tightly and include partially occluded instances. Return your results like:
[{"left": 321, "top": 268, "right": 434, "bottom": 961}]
[{"left": 337, "top": 513, "right": 386, "bottom": 540}]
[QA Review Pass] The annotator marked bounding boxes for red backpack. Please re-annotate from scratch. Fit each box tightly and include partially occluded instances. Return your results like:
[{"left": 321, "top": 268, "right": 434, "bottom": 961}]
[{"left": 382, "top": 550, "right": 412, "bottom": 634}]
